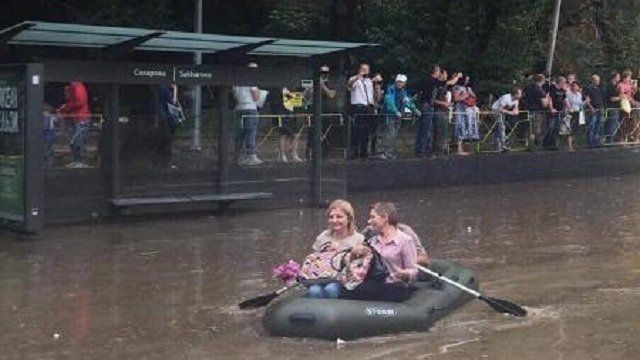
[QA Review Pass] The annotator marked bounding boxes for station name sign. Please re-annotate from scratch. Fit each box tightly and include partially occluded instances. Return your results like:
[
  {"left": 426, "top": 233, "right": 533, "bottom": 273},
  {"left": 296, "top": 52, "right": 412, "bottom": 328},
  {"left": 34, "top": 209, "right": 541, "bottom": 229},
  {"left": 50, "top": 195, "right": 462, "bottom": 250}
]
[
  {"left": 130, "top": 66, "right": 214, "bottom": 82},
  {"left": 177, "top": 69, "right": 213, "bottom": 79},
  {"left": 0, "top": 86, "right": 19, "bottom": 133},
  {"left": 42, "top": 60, "right": 310, "bottom": 87},
  {"left": 132, "top": 68, "right": 168, "bottom": 79}
]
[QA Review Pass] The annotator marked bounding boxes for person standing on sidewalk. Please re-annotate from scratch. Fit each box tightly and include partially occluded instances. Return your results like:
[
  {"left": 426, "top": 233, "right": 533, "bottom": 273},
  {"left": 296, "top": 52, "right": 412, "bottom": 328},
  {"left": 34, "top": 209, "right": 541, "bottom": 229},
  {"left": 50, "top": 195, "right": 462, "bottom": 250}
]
[
  {"left": 347, "top": 62, "right": 381, "bottom": 160},
  {"left": 233, "top": 62, "right": 264, "bottom": 166},
  {"left": 583, "top": 75, "right": 605, "bottom": 148},
  {"left": 522, "top": 74, "right": 551, "bottom": 147},
  {"left": 414, "top": 65, "right": 461, "bottom": 157},
  {"left": 379, "top": 74, "right": 420, "bottom": 160},
  {"left": 57, "top": 81, "right": 91, "bottom": 168},
  {"left": 491, "top": 86, "right": 522, "bottom": 152}
]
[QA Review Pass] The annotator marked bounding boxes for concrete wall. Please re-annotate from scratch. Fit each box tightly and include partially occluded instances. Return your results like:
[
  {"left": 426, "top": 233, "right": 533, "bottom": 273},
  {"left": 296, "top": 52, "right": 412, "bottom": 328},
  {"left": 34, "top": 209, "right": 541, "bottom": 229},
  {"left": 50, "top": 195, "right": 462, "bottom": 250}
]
[
  {"left": 43, "top": 147, "right": 640, "bottom": 225},
  {"left": 346, "top": 148, "right": 640, "bottom": 192}
]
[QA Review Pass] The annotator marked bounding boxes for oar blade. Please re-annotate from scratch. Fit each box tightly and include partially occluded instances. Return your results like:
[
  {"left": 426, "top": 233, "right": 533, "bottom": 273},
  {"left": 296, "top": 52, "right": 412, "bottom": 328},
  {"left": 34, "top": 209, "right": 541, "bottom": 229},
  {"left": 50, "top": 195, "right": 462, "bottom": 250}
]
[
  {"left": 238, "top": 291, "right": 278, "bottom": 309},
  {"left": 483, "top": 296, "right": 527, "bottom": 317}
]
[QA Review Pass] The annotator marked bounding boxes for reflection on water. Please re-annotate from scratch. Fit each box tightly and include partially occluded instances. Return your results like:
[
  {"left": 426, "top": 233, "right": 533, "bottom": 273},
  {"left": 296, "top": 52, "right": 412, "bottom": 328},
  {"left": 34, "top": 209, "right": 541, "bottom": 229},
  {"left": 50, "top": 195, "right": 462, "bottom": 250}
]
[{"left": 1, "top": 175, "right": 640, "bottom": 359}]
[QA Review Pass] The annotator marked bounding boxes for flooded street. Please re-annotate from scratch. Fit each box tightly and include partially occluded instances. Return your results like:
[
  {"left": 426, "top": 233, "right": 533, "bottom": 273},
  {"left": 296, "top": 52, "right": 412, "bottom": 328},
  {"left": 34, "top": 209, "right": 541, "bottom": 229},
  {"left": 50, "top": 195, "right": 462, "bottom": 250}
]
[{"left": 1, "top": 175, "right": 640, "bottom": 359}]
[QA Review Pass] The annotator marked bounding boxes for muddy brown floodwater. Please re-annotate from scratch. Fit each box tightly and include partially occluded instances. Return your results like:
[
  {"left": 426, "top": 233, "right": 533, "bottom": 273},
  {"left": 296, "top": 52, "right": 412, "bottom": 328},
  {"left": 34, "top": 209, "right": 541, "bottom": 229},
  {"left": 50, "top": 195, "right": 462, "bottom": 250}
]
[{"left": 1, "top": 175, "right": 639, "bottom": 359}]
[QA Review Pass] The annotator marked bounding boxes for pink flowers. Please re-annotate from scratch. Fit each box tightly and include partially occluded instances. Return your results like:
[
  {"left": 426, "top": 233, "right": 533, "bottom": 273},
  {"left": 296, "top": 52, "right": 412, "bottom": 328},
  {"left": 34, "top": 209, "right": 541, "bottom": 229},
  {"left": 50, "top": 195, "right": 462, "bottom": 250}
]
[{"left": 272, "top": 260, "right": 301, "bottom": 285}]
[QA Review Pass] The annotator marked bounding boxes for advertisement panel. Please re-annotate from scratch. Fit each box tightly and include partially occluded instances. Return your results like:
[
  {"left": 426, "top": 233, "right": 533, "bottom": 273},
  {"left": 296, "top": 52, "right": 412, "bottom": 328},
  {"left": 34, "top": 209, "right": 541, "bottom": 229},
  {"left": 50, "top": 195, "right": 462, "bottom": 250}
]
[{"left": 0, "top": 69, "right": 26, "bottom": 225}]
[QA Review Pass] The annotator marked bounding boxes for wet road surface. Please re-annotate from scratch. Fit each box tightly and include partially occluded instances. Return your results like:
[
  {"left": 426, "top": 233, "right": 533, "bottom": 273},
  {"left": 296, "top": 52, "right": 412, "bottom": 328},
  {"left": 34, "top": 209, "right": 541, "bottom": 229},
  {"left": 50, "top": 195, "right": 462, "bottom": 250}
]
[{"left": 1, "top": 175, "right": 639, "bottom": 359}]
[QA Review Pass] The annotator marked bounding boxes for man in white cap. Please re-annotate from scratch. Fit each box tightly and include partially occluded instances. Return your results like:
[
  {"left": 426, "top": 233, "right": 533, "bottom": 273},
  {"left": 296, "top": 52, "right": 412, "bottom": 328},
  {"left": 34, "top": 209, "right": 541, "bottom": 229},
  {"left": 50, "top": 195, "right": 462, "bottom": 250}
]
[{"left": 379, "top": 74, "right": 420, "bottom": 160}]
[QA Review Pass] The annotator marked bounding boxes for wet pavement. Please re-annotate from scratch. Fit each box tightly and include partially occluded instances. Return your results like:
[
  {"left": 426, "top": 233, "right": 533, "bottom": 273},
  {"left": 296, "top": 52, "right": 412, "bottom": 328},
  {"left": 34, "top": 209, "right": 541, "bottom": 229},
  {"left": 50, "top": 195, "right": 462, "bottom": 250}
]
[{"left": 1, "top": 175, "right": 639, "bottom": 359}]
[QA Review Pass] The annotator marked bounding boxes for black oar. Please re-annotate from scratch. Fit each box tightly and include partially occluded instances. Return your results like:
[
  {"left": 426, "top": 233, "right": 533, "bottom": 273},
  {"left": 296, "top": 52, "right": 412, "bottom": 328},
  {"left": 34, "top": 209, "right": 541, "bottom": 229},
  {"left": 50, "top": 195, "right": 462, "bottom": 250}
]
[
  {"left": 238, "top": 284, "right": 297, "bottom": 309},
  {"left": 418, "top": 265, "right": 527, "bottom": 317}
]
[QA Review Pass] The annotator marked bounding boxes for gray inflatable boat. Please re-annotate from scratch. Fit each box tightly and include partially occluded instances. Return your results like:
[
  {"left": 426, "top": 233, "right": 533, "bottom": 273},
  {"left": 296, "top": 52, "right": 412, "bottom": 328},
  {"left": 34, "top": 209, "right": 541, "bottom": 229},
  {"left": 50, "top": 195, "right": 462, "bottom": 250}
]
[{"left": 263, "top": 259, "right": 478, "bottom": 339}]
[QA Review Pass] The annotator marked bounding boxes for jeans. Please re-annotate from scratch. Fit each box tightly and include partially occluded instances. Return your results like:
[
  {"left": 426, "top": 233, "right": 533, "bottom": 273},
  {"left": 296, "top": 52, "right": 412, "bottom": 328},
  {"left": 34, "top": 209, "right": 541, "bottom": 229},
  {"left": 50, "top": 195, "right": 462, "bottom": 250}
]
[
  {"left": 586, "top": 110, "right": 602, "bottom": 147},
  {"left": 414, "top": 104, "right": 434, "bottom": 156},
  {"left": 494, "top": 113, "right": 517, "bottom": 149},
  {"left": 44, "top": 139, "right": 55, "bottom": 168},
  {"left": 70, "top": 120, "right": 90, "bottom": 163},
  {"left": 349, "top": 104, "right": 374, "bottom": 159},
  {"left": 604, "top": 109, "right": 620, "bottom": 144},
  {"left": 542, "top": 112, "right": 559, "bottom": 149},
  {"left": 156, "top": 115, "right": 178, "bottom": 167},
  {"left": 453, "top": 103, "right": 468, "bottom": 140},
  {"left": 532, "top": 112, "right": 547, "bottom": 146},
  {"left": 235, "top": 110, "right": 259, "bottom": 157},
  {"left": 493, "top": 113, "right": 506, "bottom": 148},
  {"left": 379, "top": 115, "right": 399, "bottom": 158},
  {"left": 307, "top": 282, "right": 341, "bottom": 299},
  {"left": 432, "top": 111, "right": 449, "bottom": 155}
]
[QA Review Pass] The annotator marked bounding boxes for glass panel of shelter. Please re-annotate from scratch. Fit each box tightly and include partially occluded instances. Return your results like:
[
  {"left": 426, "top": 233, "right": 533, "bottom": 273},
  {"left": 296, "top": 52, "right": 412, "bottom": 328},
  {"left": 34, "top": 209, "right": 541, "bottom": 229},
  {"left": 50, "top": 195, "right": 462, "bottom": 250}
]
[
  {"left": 43, "top": 82, "right": 104, "bottom": 170},
  {"left": 40, "top": 70, "right": 353, "bottom": 197},
  {"left": 232, "top": 75, "right": 349, "bottom": 166},
  {"left": 116, "top": 83, "right": 219, "bottom": 197}
]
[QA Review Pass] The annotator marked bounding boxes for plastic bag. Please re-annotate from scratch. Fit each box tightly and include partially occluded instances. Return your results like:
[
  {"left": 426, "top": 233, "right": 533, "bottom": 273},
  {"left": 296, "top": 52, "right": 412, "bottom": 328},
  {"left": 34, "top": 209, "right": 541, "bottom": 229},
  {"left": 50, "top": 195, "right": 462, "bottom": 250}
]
[
  {"left": 167, "top": 102, "right": 185, "bottom": 126},
  {"left": 559, "top": 114, "right": 572, "bottom": 135},
  {"left": 621, "top": 98, "right": 632, "bottom": 115},
  {"left": 578, "top": 111, "right": 585, "bottom": 125}
]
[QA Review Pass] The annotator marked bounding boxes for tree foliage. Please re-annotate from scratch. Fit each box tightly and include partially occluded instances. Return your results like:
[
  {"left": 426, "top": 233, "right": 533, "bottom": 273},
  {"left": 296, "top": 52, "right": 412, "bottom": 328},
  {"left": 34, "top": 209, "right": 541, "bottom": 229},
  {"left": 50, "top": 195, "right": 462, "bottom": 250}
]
[{"left": 3, "top": 0, "right": 640, "bottom": 97}]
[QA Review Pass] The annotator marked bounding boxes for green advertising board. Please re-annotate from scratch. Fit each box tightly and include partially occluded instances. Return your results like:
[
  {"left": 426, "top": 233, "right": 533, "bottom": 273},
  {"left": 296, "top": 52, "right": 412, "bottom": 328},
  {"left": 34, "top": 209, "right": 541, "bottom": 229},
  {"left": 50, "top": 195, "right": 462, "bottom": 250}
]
[
  {"left": 0, "top": 155, "right": 24, "bottom": 221},
  {"left": 0, "top": 68, "right": 26, "bottom": 226}
]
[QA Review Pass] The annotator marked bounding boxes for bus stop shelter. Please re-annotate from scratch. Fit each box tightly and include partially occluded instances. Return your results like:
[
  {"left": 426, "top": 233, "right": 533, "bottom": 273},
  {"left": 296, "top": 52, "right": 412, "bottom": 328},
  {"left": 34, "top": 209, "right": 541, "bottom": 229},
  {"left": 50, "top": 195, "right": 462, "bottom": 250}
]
[{"left": 0, "top": 21, "right": 375, "bottom": 233}]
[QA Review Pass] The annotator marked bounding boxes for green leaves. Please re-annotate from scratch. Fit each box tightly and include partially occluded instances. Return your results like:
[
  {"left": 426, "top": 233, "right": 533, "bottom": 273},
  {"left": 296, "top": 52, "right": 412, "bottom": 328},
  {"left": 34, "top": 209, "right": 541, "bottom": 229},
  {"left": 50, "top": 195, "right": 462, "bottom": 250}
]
[{"left": 10, "top": 0, "right": 640, "bottom": 99}]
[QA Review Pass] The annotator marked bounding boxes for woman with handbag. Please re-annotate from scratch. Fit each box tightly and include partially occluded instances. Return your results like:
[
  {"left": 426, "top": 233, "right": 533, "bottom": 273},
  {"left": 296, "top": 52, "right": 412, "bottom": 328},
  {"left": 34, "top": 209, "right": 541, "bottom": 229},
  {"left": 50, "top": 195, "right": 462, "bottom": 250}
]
[
  {"left": 452, "top": 76, "right": 477, "bottom": 155},
  {"left": 155, "top": 83, "right": 182, "bottom": 169},
  {"left": 301, "top": 199, "right": 364, "bottom": 298},
  {"left": 340, "top": 202, "right": 418, "bottom": 302}
]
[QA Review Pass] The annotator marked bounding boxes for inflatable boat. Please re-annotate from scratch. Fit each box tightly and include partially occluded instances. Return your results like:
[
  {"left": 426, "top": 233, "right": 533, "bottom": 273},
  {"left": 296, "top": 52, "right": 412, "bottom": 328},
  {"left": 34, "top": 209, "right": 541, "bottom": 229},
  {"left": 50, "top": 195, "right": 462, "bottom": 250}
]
[{"left": 263, "top": 259, "right": 478, "bottom": 339}]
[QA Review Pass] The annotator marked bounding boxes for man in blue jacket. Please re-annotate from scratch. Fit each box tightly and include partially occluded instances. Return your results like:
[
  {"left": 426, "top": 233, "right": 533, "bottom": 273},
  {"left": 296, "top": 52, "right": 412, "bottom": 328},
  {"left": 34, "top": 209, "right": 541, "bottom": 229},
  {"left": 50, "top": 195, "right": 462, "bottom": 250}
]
[{"left": 379, "top": 74, "right": 420, "bottom": 160}]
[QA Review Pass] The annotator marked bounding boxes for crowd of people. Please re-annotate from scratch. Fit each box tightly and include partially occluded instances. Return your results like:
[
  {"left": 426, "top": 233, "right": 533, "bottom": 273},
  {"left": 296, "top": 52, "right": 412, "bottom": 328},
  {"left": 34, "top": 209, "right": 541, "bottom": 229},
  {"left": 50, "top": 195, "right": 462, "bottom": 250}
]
[
  {"left": 522, "top": 70, "right": 640, "bottom": 151},
  {"left": 233, "top": 61, "right": 640, "bottom": 165},
  {"left": 46, "top": 63, "right": 640, "bottom": 170},
  {"left": 347, "top": 63, "right": 640, "bottom": 158}
]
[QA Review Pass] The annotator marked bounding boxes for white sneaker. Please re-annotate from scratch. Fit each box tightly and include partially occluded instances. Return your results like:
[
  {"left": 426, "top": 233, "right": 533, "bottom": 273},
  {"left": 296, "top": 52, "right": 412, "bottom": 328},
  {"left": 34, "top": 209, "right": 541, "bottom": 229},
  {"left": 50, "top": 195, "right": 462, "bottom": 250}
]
[
  {"left": 280, "top": 153, "right": 289, "bottom": 163},
  {"left": 245, "top": 155, "right": 263, "bottom": 166},
  {"left": 66, "top": 161, "right": 88, "bottom": 168},
  {"left": 292, "top": 154, "right": 304, "bottom": 162}
]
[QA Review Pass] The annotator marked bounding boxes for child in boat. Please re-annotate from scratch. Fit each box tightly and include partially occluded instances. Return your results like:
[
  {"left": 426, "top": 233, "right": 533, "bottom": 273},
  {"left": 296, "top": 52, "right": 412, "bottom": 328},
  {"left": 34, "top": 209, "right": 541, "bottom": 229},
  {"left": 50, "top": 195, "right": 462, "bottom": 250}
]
[{"left": 304, "top": 199, "right": 364, "bottom": 298}]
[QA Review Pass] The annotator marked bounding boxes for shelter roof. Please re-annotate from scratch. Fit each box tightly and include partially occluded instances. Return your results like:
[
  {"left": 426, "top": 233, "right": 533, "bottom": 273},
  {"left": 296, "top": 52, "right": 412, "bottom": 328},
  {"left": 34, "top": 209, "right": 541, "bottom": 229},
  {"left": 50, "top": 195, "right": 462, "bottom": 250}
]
[{"left": 0, "top": 21, "right": 374, "bottom": 58}]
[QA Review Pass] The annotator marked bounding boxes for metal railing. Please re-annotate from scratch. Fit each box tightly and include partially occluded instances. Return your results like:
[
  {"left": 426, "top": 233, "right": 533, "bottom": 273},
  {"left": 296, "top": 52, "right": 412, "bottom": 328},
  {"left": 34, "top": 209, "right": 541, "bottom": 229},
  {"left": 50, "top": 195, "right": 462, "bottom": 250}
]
[
  {"left": 602, "top": 107, "right": 640, "bottom": 145},
  {"left": 476, "top": 111, "right": 532, "bottom": 152},
  {"left": 232, "top": 106, "right": 640, "bottom": 164},
  {"left": 45, "top": 113, "right": 104, "bottom": 169},
  {"left": 238, "top": 113, "right": 345, "bottom": 163}
]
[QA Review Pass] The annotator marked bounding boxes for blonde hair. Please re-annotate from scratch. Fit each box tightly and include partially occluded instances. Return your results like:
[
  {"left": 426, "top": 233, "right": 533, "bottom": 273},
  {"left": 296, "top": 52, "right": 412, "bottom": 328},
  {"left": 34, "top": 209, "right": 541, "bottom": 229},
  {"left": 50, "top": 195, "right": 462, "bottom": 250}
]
[{"left": 326, "top": 199, "right": 356, "bottom": 235}]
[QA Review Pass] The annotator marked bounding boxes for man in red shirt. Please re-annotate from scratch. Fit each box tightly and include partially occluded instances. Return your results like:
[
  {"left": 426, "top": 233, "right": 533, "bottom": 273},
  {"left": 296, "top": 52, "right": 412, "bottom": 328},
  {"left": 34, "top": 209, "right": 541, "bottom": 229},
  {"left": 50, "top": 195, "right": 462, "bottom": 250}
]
[{"left": 57, "top": 81, "right": 91, "bottom": 168}]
